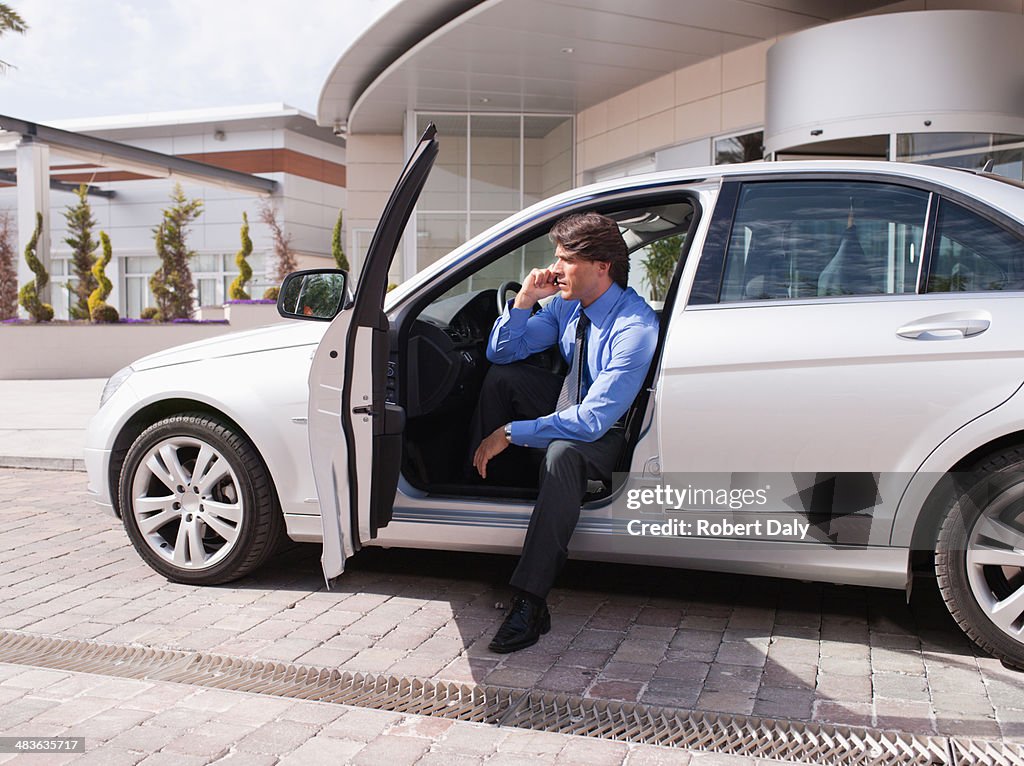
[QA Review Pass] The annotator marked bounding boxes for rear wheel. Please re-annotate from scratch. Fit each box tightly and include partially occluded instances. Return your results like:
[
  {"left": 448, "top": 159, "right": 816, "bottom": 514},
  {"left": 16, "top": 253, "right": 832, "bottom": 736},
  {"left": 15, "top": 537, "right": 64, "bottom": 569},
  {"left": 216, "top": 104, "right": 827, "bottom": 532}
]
[
  {"left": 936, "top": 447, "right": 1024, "bottom": 668},
  {"left": 118, "top": 413, "right": 283, "bottom": 585}
]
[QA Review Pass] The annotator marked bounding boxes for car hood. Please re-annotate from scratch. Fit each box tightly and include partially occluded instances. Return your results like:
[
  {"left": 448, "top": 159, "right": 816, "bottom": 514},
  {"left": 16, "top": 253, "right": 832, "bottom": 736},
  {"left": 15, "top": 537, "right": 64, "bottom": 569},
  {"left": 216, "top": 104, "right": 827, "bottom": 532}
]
[{"left": 131, "top": 320, "right": 328, "bottom": 371}]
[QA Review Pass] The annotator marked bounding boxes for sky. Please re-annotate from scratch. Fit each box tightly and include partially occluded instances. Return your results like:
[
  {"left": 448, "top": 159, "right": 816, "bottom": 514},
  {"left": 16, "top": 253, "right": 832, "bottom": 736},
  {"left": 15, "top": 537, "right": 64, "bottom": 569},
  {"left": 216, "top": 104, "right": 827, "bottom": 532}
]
[{"left": 0, "top": 0, "right": 383, "bottom": 123}]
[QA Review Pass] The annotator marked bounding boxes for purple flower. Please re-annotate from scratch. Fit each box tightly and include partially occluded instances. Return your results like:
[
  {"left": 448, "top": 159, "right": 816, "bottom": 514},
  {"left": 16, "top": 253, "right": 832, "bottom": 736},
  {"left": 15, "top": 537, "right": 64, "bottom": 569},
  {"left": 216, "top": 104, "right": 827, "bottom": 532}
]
[{"left": 225, "top": 299, "right": 276, "bottom": 305}]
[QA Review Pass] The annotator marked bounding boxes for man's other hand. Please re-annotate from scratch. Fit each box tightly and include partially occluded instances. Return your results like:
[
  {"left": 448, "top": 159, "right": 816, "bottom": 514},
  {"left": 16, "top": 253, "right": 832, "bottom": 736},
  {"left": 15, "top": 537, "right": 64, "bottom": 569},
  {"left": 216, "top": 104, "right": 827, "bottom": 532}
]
[
  {"left": 473, "top": 425, "right": 510, "bottom": 479},
  {"left": 515, "top": 266, "right": 560, "bottom": 309}
]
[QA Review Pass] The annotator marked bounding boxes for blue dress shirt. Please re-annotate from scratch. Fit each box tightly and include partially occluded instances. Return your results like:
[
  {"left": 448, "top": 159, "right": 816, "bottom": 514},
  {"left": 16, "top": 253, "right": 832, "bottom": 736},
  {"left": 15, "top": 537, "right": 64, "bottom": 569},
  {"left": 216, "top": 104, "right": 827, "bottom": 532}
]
[{"left": 487, "top": 282, "right": 659, "bottom": 448}]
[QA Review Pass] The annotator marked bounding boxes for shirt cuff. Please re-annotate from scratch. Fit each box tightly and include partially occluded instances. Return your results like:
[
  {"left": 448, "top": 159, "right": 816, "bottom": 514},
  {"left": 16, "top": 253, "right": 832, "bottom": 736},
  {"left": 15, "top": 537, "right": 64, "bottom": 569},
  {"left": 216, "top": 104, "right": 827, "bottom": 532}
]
[
  {"left": 508, "top": 420, "right": 535, "bottom": 447},
  {"left": 505, "top": 305, "right": 531, "bottom": 326}
]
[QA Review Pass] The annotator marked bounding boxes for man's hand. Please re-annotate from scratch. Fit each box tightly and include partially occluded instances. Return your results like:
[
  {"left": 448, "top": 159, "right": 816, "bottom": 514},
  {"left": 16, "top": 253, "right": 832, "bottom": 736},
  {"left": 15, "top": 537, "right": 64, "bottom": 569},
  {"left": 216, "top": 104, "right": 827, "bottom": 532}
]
[
  {"left": 473, "top": 425, "right": 510, "bottom": 479},
  {"left": 515, "top": 265, "right": 561, "bottom": 309}
]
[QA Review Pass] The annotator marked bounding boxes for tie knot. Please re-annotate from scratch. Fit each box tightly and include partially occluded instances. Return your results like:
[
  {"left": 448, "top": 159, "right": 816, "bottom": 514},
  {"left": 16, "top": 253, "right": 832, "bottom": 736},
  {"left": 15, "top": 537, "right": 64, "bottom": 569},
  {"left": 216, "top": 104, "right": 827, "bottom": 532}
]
[{"left": 576, "top": 311, "right": 590, "bottom": 337}]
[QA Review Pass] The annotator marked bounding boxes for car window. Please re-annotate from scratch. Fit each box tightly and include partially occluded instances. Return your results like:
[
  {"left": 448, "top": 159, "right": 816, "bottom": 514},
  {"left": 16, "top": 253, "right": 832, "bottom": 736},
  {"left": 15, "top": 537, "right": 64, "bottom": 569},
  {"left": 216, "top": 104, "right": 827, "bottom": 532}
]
[
  {"left": 926, "top": 200, "right": 1024, "bottom": 293},
  {"left": 719, "top": 181, "right": 929, "bottom": 303}
]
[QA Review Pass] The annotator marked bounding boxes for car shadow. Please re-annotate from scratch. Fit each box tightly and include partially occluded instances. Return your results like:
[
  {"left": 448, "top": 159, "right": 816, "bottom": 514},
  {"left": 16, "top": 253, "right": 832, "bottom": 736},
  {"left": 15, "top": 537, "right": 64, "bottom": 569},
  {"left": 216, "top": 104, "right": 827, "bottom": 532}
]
[{"left": 239, "top": 542, "right": 1021, "bottom": 739}]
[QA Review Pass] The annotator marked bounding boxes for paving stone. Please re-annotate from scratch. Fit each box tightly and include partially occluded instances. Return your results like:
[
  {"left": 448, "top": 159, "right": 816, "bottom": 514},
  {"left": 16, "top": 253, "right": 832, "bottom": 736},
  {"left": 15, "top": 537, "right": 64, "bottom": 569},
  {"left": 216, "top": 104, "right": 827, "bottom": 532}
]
[
  {"left": 108, "top": 724, "right": 181, "bottom": 752},
  {"left": 611, "top": 639, "right": 667, "bottom": 665},
  {"left": 753, "top": 686, "right": 814, "bottom": 720},
  {"left": 322, "top": 707, "right": 404, "bottom": 741},
  {"left": 874, "top": 699, "right": 935, "bottom": 734},
  {"left": 433, "top": 720, "right": 507, "bottom": 756},
  {"left": 703, "top": 664, "right": 760, "bottom": 694},
  {"left": 871, "top": 671, "right": 930, "bottom": 702},
  {"left": 641, "top": 678, "right": 701, "bottom": 708},
  {"left": 235, "top": 720, "right": 319, "bottom": 755},
  {"left": 351, "top": 733, "right": 430, "bottom": 764},
  {"left": 714, "top": 642, "right": 767, "bottom": 668},
  {"left": 697, "top": 689, "right": 756, "bottom": 716},
  {"left": 551, "top": 735, "right": 630, "bottom": 765},
  {"left": 601, "top": 662, "right": 657, "bottom": 682},
  {"left": 812, "top": 700, "right": 873, "bottom": 727},
  {"left": 499, "top": 728, "right": 569, "bottom": 757},
  {"left": 587, "top": 679, "right": 644, "bottom": 702},
  {"left": 623, "top": 743, "right": 693, "bottom": 764},
  {"left": 277, "top": 734, "right": 365, "bottom": 764},
  {"left": 815, "top": 672, "right": 871, "bottom": 703}
]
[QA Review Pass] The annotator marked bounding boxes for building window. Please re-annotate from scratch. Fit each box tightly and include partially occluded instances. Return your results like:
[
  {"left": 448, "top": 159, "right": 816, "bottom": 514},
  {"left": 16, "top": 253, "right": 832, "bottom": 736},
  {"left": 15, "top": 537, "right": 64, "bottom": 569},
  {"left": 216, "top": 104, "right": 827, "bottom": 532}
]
[
  {"left": 714, "top": 130, "right": 764, "bottom": 165},
  {"left": 897, "top": 132, "right": 1024, "bottom": 181},
  {"left": 412, "top": 112, "right": 574, "bottom": 276},
  {"left": 122, "top": 252, "right": 267, "bottom": 317}
]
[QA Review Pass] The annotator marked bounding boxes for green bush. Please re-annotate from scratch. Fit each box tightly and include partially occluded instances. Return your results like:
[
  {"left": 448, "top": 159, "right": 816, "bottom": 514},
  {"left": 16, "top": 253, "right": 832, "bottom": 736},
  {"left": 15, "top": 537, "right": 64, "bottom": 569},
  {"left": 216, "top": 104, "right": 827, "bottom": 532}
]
[
  {"left": 90, "top": 304, "right": 120, "bottom": 323},
  {"left": 229, "top": 212, "right": 252, "bottom": 300},
  {"left": 332, "top": 209, "right": 349, "bottom": 270},
  {"left": 17, "top": 212, "right": 53, "bottom": 322},
  {"left": 88, "top": 231, "right": 118, "bottom": 322},
  {"left": 64, "top": 184, "right": 98, "bottom": 320},
  {"left": 150, "top": 184, "right": 203, "bottom": 320},
  {"left": 140, "top": 306, "right": 161, "bottom": 321},
  {"left": 262, "top": 285, "right": 280, "bottom": 300}
]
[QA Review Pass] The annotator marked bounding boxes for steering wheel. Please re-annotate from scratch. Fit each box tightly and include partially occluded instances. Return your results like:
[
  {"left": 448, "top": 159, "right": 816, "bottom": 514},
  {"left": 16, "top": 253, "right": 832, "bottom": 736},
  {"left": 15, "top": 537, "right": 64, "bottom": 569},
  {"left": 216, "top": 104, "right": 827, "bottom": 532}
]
[{"left": 497, "top": 280, "right": 522, "bottom": 315}]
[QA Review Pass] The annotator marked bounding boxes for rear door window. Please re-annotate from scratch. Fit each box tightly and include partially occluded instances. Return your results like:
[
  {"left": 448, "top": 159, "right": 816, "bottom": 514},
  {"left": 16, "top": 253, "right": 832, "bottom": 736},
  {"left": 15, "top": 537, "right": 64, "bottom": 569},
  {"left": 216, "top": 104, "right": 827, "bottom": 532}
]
[
  {"left": 926, "top": 200, "right": 1024, "bottom": 293},
  {"left": 718, "top": 181, "right": 929, "bottom": 303}
]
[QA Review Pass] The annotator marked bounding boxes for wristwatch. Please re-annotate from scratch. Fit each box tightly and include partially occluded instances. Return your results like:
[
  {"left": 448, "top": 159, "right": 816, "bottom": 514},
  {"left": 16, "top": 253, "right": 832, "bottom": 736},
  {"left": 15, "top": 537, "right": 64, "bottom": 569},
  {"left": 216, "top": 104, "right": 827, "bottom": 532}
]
[{"left": 503, "top": 423, "right": 513, "bottom": 443}]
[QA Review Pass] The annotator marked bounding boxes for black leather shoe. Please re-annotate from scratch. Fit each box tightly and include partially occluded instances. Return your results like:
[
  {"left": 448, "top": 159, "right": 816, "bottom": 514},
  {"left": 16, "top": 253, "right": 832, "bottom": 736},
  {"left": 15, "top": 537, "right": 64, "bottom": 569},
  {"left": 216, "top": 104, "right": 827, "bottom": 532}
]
[{"left": 488, "top": 596, "right": 551, "bottom": 653}]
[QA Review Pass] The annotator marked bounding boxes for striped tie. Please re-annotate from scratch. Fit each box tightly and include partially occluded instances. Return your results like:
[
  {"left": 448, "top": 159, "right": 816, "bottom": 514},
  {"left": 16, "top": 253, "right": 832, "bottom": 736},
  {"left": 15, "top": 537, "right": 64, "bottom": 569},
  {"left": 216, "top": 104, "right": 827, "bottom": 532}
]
[{"left": 556, "top": 311, "right": 590, "bottom": 411}]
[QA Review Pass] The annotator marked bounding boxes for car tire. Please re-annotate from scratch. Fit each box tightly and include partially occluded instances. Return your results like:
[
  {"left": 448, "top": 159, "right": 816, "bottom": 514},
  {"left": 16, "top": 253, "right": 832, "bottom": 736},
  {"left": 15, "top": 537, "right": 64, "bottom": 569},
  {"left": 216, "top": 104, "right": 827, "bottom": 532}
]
[
  {"left": 118, "top": 413, "right": 284, "bottom": 585},
  {"left": 935, "top": 446, "right": 1024, "bottom": 668}
]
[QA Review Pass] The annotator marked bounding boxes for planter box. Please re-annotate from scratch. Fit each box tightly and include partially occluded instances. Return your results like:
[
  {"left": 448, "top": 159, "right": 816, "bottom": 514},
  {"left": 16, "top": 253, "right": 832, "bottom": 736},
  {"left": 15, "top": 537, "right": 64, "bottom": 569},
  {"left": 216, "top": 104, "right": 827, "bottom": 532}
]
[{"left": 1, "top": 303, "right": 286, "bottom": 380}]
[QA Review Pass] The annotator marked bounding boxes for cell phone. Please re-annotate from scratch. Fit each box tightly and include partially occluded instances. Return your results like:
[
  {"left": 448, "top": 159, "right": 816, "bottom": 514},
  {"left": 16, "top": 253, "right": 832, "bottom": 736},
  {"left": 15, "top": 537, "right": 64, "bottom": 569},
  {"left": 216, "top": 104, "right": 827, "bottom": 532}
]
[{"left": 552, "top": 275, "right": 562, "bottom": 286}]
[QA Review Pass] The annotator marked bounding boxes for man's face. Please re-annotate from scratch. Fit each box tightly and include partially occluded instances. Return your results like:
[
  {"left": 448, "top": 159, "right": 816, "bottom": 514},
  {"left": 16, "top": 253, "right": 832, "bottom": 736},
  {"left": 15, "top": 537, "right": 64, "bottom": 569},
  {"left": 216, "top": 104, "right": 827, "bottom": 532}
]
[{"left": 551, "top": 244, "right": 610, "bottom": 305}]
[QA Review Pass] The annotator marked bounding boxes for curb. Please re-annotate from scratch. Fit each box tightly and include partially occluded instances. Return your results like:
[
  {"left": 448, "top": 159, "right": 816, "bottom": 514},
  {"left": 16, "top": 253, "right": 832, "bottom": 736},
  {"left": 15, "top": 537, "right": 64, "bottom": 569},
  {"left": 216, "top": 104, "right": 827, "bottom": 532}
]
[{"left": 0, "top": 456, "right": 87, "bottom": 472}]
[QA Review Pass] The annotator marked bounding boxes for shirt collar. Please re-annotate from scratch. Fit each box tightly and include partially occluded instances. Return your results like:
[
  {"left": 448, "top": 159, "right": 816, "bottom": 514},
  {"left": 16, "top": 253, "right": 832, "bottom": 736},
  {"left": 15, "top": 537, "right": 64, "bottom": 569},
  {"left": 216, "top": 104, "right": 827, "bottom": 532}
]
[{"left": 579, "top": 282, "right": 623, "bottom": 328}]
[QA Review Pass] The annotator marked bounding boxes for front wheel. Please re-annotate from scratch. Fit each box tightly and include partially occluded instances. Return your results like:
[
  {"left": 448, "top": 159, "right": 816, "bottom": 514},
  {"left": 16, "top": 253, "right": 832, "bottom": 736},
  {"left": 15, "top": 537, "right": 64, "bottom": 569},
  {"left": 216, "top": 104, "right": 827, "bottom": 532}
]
[
  {"left": 936, "top": 447, "right": 1024, "bottom": 668},
  {"left": 118, "top": 414, "right": 284, "bottom": 585}
]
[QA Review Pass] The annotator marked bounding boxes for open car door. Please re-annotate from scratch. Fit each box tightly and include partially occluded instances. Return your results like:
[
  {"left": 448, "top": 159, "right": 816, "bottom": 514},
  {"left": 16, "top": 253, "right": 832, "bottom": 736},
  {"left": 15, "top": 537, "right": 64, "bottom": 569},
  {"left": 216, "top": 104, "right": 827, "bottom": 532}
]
[{"left": 309, "top": 124, "right": 438, "bottom": 581}]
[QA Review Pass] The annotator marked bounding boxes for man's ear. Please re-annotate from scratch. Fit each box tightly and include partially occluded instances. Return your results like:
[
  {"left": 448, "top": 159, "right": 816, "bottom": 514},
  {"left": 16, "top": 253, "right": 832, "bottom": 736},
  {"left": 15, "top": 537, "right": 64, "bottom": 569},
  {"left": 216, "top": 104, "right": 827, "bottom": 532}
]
[{"left": 596, "top": 260, "right": 611, "bottom": 277}]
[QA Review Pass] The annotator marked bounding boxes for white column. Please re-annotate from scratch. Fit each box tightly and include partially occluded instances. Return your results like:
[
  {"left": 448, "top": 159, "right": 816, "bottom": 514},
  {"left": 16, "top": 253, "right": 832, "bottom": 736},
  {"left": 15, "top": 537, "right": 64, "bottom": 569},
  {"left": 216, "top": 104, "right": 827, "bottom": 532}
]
[{"left": 15, "top": 139, "right": 51, "bottom": 312}]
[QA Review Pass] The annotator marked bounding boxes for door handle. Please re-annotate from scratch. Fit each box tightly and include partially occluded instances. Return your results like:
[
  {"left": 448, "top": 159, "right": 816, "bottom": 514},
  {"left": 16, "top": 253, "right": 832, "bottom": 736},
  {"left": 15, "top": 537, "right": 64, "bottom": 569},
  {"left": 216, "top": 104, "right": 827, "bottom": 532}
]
[
  {"left": 897, "top": 317, "right": 990, "bottom": 340},
  {"left": 352, "top": 404, "right": 378, "bottom": 416}
]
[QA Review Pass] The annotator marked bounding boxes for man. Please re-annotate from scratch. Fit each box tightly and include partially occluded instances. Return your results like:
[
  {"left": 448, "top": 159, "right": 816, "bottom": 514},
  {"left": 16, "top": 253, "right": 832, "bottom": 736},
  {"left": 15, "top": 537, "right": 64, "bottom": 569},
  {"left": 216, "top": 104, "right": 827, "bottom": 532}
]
[{"left": 471, "top": 211, "right": 659, "bottom": 653}]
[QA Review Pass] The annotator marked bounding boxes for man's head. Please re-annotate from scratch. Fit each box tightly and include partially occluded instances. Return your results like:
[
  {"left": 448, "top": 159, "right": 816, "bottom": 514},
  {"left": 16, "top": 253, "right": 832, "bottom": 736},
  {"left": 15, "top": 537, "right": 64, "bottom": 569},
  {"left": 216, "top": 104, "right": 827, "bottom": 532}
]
[{"left": 548, "top": 212, "right": 628, "bottom": 306}]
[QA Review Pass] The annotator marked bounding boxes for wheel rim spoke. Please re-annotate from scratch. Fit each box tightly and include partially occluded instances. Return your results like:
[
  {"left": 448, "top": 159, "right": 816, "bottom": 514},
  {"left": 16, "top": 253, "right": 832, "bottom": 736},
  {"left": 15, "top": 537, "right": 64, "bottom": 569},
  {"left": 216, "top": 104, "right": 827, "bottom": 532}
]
[
  {"left": 200, "top": 509, "right": 239, "bottom": 544},
  {"left": 987, "top": 584, "right": 1024, "bottom": 633},
  {"left": 187, "top": 522, "right": 206, "bottom": 565},
  {"left": 145, "top": 453, "right": 177, "bottom": 492},
  {"left": 158, "top": 444, "right": 190, "bottom": 489},
  {"left": 196, "top": 459, "right": 231, "bottom": 495},
  {"left": 974, "top": 515, "right": 1024, "bottom": 549},
  {"left": 968, "top": 546, "right": 1024, "bottom": 569},
  {"left": 137, "top": 508, "right": 179, "bottom": 536},
  {"left": 172, "top": 521, "right": 191, "bottom": 565},
  {"left": 202, "top": 499, "right": 241, "bottom": 524}
]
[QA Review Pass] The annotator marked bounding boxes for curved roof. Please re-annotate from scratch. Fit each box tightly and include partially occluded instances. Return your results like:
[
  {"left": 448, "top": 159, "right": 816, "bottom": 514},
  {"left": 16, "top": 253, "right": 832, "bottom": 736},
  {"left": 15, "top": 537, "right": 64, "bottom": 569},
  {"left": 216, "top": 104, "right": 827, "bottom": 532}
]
[{"left": 318, "top": 0, "right": 892, "bottom": 134}]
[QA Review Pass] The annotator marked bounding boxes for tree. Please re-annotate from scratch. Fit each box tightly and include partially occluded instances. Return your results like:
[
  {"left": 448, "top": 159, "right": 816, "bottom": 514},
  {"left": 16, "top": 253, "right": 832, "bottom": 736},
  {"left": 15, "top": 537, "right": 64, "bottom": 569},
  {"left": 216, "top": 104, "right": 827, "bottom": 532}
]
[
  {"left": 149, "top": 183, "right": 203, "bottom": 321},
  {"left": 640, "top": 235, "right": 683, "bottom": 302},
  {"left": 18, "top": 211, "right": 52, "bottom": 322},
  {"left": 0, "top": 3, "right": 27, "bottom": 73},
  {"left": 0, "top": 210, "right": 17, "bottom": 319},
  {"left": 258, "top": 199, "right": 296, "bottom": 290},
  {"left": 64, "top": 184, "right": 98, "bottom": 319},
  {"left": 331, "top": 209, "right": 349, "bottom": 271},
  {"left": 229, "top": 212, "right": 252, "bottom": 300},
  {"left": 89, "top": 231, "right": 118, "bottom": 323}
]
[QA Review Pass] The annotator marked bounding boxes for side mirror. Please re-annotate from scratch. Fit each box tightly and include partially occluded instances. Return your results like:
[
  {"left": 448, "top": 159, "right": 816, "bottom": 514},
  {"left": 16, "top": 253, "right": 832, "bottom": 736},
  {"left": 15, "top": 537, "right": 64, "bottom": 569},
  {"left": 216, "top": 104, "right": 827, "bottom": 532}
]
[{"left": 277, "top": 269, "right": 348, "bottom": 321}]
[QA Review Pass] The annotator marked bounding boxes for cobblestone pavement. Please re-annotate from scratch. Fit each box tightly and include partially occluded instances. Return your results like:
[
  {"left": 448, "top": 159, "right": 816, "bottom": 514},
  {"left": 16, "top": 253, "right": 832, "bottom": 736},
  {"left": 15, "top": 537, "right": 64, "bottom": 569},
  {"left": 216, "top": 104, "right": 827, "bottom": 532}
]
[{"left": 1, "top": 467, "right": 1023, "bottom": 764}]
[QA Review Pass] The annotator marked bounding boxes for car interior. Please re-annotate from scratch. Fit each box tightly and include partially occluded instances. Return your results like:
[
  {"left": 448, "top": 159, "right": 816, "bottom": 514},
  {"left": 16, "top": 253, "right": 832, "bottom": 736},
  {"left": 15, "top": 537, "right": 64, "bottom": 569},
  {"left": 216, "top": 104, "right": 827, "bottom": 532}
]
[{"left": 390, "top": 194, "right": 699, "bottom": 503}]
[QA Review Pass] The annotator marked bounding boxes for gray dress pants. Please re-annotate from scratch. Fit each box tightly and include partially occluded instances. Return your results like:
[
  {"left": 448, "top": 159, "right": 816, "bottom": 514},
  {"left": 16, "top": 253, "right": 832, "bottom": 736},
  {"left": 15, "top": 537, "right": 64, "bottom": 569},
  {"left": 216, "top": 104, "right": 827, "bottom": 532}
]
[{"left": 470, "top": 362, "right": 625, "bottom": 600}]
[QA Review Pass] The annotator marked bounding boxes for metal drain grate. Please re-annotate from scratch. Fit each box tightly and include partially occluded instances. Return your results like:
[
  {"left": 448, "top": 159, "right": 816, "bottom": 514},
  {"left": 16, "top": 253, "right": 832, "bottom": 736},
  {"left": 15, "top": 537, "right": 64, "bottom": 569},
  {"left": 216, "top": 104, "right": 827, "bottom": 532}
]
[
  {"left": 1, "top": 630, "right": 1019, "bottom": 765},
  {"left": 503, "top": 691, "right": 952, "bottom": 765},
  {"left": 950, "top": 737, "right": 1024, "bottom": 766}
]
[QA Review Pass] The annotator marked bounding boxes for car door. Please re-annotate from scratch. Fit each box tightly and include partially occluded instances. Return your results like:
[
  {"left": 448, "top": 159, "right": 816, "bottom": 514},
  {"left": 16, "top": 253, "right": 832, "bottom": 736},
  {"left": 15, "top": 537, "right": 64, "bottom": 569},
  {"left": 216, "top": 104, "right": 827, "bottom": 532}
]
[
  {"left": 658, "top": 175, "right": 1024, "bottom": 547},
  {"left": 309, "top": 124, "right": 438, "bottom": 580}
]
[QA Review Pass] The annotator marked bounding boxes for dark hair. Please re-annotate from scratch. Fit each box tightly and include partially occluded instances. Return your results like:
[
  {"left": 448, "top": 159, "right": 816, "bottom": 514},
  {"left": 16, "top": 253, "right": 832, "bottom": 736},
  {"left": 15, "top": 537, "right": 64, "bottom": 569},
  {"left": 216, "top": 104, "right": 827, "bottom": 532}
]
[{"left": 549, "top": 212, "right": 629, "bottom": 288}]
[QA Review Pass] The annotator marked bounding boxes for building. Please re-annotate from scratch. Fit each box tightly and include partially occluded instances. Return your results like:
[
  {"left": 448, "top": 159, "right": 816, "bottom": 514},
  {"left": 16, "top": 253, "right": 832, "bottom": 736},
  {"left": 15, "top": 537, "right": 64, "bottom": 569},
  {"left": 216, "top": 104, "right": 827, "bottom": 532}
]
[
  {"left": 0, "top": 104, "right": 346, "bottom": 318},
  {"left": 318, "top": 1, "right": 1024, "bottom": 284}
]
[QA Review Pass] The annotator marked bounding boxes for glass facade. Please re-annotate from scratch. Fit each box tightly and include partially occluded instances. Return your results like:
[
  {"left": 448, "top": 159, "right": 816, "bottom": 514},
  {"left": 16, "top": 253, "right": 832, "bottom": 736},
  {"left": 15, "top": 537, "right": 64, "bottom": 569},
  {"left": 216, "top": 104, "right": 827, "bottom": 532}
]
[
  {"left": 896, "top": 132, "right": 1024, "bottom": 181},
  {"left": 413, "top": 112, "right": 573, "bottom": 276}
]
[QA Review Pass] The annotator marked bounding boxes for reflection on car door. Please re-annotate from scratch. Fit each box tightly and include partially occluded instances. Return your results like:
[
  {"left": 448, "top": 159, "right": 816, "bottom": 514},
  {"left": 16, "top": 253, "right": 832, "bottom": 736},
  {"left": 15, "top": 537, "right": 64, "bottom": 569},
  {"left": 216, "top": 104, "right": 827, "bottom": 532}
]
[
  {"left": 309, "top": 125, "right": 439, "bottom": 580},
  {"left": 660, "top": 178, "right": 1024, "bottom": 546}
]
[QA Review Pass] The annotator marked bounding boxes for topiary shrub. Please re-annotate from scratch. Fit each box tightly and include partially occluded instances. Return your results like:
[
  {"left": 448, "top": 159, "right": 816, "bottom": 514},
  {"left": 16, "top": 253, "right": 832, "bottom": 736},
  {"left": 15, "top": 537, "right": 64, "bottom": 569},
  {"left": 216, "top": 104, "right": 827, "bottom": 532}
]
[
  {"left": 88, "top": 231, "right": 118, "bottom": 323},
  {"left": 332, "top": 208, "right": 349, "bottom": 270},
  {"left": 0, "top": 209, "right": 17, "bottom": 320},
  {"left": 140, "top": 306, "right": 161, "bottom": 321},
  {"left": 90, "top": 304, "right": 120, "bottom": 323},
  {"left": 64, "top": 184, "right": 98, "bottom": 320},
  {"left": 150, "top": 184, "right": 203, "bottom": 321},
  {"left": 18, "top": 212, "right": 53, "bottom": 322},
  {"left": 229, "top": 211, "right": 252, "bottom": 300},
  {"left": 262, "top": 285, "right": 279, "bottom": 300}
]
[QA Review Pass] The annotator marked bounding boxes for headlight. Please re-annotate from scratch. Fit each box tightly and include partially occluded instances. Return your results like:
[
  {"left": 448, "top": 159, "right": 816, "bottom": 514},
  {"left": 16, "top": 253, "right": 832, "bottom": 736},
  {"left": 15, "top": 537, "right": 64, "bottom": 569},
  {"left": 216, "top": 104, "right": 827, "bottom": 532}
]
[{"left": 100, "top": 366, "right": 134, "bottom": 408}]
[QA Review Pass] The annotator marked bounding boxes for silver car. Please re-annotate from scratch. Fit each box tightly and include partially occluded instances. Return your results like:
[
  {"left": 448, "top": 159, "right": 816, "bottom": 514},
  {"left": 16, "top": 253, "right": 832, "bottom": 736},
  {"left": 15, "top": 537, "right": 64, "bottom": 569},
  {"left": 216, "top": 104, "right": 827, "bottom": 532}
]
[{"left": 87, "top": 126, "right": 1024, "bottom": 668}]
